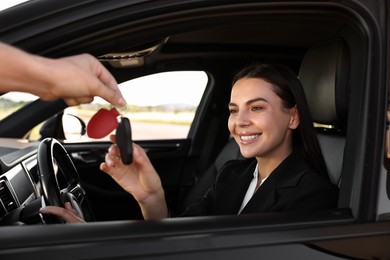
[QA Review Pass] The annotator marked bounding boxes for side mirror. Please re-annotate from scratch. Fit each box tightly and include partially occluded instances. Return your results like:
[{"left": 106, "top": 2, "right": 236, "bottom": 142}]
[
  {"left": 62, "top": 114, "right": 86, "bottom": 140},
  {"left": 39, "top": 114, "right": 86, "bottom": 140},
  {"left": 39, "top": 114, "right": 65, "bottom": 140}
]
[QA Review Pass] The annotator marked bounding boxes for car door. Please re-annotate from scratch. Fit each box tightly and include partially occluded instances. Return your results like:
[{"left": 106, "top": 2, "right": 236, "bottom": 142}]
[{"left": 1, "top": 0, "right": 390, "bottom": 259}]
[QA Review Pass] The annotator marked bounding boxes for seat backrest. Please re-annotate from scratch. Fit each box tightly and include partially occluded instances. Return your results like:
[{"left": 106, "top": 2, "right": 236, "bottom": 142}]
[
  {"left": 299, "top": 39, "right": 350, "bottom": 185},
  {"left": 179, "top": 138, "right": 243, "bottom": 211}
]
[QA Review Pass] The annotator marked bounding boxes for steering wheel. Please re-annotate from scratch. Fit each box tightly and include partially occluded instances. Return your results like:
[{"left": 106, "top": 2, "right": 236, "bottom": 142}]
[{"left": 37, "top": 138, "right": 94, "bottom": 223}]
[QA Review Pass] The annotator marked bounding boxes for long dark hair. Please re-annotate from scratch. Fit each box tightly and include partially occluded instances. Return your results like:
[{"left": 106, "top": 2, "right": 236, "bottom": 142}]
[{"left": 232, "top": 63, "right": 329, "bottom": 179}]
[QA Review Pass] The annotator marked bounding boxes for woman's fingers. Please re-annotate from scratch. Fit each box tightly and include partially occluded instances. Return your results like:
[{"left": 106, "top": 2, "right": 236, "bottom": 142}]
[{"left": 40, "top": 202, "right": 85, "bottom": 224}]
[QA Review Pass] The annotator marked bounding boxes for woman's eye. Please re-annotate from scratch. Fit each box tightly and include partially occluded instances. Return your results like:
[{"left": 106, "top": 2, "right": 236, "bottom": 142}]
[
  {"left": 229, "top": 108, "right": 237, "bottom": 114},
  {"left": 251, "top": 106, "right": 263, "bottom": 111}
]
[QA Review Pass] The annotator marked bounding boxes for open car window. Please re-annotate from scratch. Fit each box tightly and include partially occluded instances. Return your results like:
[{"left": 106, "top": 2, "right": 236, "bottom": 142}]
[
  {"left": 115, "top": 71, "right": 208, "bottom": 140},
  {"left": 29, "top": 71, "right": 208, "bottom": 141},
  {"left": 0, "top": 92, "right": 38, "bottom": 120}
]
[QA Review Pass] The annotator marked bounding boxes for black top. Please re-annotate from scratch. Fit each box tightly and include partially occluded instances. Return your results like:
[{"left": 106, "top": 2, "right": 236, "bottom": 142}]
[{"left": 182, "top": 150, "right": 339, "bottom": 216}]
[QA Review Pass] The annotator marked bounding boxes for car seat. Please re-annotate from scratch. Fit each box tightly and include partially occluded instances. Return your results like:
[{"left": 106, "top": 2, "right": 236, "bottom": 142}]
[
  {"left": 180, "top": 39, "right": 349, "bottom": 212},
  {"left": 179, "top": 138, "right": 244, "bottom": 211},
  {"left": 299, "top": 39, "right": 349, "bottom": 185}
]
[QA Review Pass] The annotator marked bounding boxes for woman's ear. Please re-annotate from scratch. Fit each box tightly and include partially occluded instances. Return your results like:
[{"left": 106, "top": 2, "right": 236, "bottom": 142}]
[{"left": 289, "top": 105, "right": 300, "bottom": 129}]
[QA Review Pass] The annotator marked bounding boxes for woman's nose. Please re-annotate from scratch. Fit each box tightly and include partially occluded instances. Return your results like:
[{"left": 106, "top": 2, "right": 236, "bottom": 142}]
[{"left": 236, "top": 110, "right": 251, "bottom": 127}]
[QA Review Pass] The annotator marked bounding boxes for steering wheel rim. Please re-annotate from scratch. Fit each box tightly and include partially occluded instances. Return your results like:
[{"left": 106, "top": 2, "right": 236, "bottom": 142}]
[{"left": 37, "top": 137, "right": 93, "bottom": 223}]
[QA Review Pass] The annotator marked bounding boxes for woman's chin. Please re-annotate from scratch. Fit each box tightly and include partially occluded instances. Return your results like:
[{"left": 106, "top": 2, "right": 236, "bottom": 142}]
[{"left": 239, "top": 149, "right": 257, "bottom": 159}]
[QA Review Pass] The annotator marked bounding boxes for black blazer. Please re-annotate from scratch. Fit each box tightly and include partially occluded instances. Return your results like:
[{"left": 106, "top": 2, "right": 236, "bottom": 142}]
[{"left": 182, "top": 150, "right": 339, "bottom": 216}]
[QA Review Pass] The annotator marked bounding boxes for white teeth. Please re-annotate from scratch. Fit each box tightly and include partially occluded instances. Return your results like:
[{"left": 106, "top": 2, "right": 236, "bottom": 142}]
[{"left": 240, "top": 134, "right": 259, "bottom": 141}]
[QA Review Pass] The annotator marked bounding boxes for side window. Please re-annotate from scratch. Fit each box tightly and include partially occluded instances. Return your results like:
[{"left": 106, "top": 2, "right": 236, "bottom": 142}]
[
  {"left": 0, "top": 92, "right": 37, "bottom": 121},
  {"left": 117, "top": 71, "right": 208, "bottom": 140},
  {"left": 64, "top": 71, "right": 208, "bottom": 141}
]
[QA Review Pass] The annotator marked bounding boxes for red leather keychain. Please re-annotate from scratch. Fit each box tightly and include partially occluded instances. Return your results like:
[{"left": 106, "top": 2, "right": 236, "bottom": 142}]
[
  {"left": 87, "top": 107, "right": 133, "bottom": 164},
  {"left": 86, "top": 107, "right": 119, "bottom": 139}
]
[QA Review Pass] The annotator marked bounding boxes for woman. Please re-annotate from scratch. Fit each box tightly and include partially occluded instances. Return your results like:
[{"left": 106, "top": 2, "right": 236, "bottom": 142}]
[{"left": 41, "top": 64, "right": 338, "bottom": 222}]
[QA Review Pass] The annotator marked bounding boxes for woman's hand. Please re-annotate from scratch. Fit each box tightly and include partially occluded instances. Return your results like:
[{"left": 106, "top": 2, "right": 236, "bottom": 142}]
[
  {"left": 40, "top": 202, "right": 86, "bottom": 224},
  {"left": 100, "top": 135, "right": 168, "bottom": 220}
]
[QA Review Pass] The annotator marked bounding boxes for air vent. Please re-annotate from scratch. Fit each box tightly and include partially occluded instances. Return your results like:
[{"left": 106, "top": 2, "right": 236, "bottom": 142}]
[{"left": 0, "top": 181, "right": 17, "bottom": 213}]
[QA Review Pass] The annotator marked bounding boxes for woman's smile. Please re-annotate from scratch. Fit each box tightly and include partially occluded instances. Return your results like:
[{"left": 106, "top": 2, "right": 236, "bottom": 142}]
[{"left": 239, "top": 133, "right": 261, "bottom": 144}]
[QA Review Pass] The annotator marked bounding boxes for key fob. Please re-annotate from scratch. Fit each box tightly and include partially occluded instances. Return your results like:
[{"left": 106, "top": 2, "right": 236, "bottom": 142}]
[{"left": 116, "top": 117, "right": 133, "bottom": 164}]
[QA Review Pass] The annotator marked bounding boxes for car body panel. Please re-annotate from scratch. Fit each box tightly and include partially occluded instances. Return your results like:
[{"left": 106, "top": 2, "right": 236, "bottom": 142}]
[{"left": 0, "top": 0, "right": 389, "bottom": 259}]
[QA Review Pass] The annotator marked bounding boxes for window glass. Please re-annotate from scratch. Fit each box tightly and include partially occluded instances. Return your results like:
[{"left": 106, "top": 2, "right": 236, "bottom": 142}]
[
  {"left": 0, "top": 92, "right": 38, "bottom": 120},
  {"left": 64, "top": 71, "right": 208, "bottom": 141}
]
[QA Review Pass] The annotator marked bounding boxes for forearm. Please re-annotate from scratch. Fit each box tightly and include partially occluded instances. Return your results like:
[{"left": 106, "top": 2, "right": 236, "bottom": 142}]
[
  {"left": 138, "top": 189, "right": 169, "bottom": 220},
  {"left": 0, "top": 43, "right": 53, "bottom": 95},
  {"left": 101, "top": 142, "right": 169, "bottom": 220}
]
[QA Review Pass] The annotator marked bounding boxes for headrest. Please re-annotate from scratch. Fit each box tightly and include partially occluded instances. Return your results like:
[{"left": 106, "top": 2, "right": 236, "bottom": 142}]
[{"left": 299, "top": 39, "right": 350, "bottom": 128}]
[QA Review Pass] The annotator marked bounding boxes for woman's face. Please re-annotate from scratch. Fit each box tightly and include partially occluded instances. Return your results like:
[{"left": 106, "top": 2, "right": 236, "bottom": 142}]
[{"left": 228, "top": 77, "right": 299, "bottom": 161}]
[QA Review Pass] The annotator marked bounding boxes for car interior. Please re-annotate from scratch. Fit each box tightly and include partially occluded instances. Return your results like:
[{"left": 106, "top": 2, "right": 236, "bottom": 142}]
[
  {"left": 0, "top": 1, "right": 375, "bottom": 228},
  {"left": 2, "top": 1, "right": 390, "bottom": 259}
]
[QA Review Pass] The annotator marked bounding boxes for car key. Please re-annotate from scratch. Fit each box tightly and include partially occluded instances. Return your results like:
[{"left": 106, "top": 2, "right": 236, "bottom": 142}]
[{"left": 115, "top": 116, "right": 133, "bottom": 164}]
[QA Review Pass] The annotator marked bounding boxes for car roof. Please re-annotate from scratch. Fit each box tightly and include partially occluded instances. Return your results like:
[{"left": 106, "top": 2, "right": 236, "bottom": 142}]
[{"left": 0, "top": 0, "right": 352, "bottom": 58}]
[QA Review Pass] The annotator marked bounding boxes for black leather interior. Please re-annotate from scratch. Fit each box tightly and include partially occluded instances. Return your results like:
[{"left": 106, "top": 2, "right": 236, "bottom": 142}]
[
  {"left": 299, "top": 39, "right": 350, "bottom": 128},
  {"left": 179, "top": 138, "right": 244, "bottom": 212},
  {"left": 299, "top": 39, "right": 350, "bottom": 185}
]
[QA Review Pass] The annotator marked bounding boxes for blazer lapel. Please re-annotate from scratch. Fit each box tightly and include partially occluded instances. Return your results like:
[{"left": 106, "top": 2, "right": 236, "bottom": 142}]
[
  {"left": 239, "top": 174, "right": 277, "bottom": 214},
  {"left": 211, "top": 159, "right": 257, "bottom": 215},
  {"left": 239, "top": 150, "right": 309, "bottom": 214}
]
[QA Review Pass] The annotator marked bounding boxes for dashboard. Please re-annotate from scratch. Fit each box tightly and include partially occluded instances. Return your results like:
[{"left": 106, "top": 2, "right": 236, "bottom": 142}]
[{"left": 0, "top": 139, "right": 41, "bottom": 224}]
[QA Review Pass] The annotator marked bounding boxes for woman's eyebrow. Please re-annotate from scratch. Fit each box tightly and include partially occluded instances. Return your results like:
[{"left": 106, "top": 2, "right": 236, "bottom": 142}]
[
  {"left": 247, "top": 97, "right": 269, "bottom": 105},
  {"left": 228, "top": 97, "right": 268, "bottom": 107}
]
